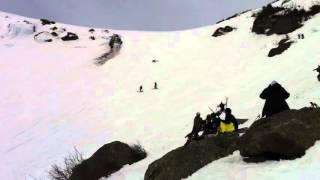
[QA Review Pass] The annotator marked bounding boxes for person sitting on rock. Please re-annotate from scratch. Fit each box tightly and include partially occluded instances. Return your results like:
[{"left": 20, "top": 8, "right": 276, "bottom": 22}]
[
  {"left": 191, "top": 112, "right": 203, "bottom": 138},
  {"left": 202, "top": 114, "right": 217, "bottom": 136},
  {"left": 260, "top": 81, "right": 290, "bottom": 118},
  {"left": 184, "top": 112, "right": 204, "bottom": 145},
  {"left": 219, "top": 108, "right": 238, "bottom": 133}
]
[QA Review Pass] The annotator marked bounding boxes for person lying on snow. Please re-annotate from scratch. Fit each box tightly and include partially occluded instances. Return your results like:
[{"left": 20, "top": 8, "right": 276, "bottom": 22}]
[{"left": 260, "top": 81, "right": 290, "bottom": 118}]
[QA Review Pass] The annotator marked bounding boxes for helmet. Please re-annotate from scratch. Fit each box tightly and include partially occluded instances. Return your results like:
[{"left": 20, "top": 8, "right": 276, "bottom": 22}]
[
  {"left": 196, "top": 112, "right": 200, "bottom": 116},
  {"left": 225, "top": 108, "right": 232, "bottom": 114}
]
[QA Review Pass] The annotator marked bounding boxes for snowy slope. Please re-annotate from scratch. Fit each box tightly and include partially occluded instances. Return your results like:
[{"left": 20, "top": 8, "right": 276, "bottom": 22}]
[{"left": 1, "top": 0, "right": 320, "bottom": 179}]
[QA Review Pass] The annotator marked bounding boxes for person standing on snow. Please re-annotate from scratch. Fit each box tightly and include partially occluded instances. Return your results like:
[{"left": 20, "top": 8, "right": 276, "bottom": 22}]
[{"left": 260, "top": 81, "right": 290, "bottom": 118}]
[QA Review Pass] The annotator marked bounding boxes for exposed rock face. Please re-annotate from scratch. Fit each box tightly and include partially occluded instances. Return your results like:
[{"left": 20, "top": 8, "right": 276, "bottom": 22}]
[
  {"left": 144, "top": 133, "right": 239, "bottom": 180},
  {"left": 239, "top": 108, "right": 320, "bottom": 162},
  {"left": 268, "top": 38, "right": 293, "bottom": 57},
  {"left": 212, "top": 26, "right": 235, "bottom": 37},
  {"left": 252, "top": 4, "right": 320, "bottom": 35},
  {"left": 70, "top": 141, "right": 147, "bottom": 180}
]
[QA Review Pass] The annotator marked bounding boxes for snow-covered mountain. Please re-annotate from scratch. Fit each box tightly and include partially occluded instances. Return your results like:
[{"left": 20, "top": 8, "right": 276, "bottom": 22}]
[
  {"left": 1, "top": 0, "right": 320, "bottom": 179},
  {"left": 0, "top": 0, "right": 274, "bottom": 31}
]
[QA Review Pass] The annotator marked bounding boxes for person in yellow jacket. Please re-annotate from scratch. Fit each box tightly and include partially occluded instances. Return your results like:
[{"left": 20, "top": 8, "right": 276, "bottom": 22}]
[{"left": 219, "top": 108, "right": 238, "bottom": 133}]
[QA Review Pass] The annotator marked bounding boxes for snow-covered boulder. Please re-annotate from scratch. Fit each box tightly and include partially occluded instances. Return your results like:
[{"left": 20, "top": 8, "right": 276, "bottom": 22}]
[
  {"left": 34, "top": 31, "right": 54, "bottom": 42},
  {"left": 70, "top": 141, "right": 146, "bottom": 180},
  {"left": 0, "top": 20, "right": 35, "bottom": 38},
  {"left": 145, "top": 133, "right": 239, "bottom": 180},
  {"left": 239, "top": 108, "right": 320, "bottom": 162}
]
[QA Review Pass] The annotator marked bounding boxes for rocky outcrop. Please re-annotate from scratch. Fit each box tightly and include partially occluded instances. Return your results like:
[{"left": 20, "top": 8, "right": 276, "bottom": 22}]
[
  {"left": 144, "top": 133, "right": 239, "bottom": 180},
  {"left": 70, "top": 141, "right": 147, "bottom": 180},
  {"left": 252, "top": 4, "right": 320, "bottom": 35},
  {"left": 212, "top": 26, "right": 235, "bottom": 37},
  {"left": 239, "top": 108, "right": 320, "bottom": 162},
  {"left": 40, "top": 19, "right": 56, "bottom": 25},
  {"left": 268, "top": 38, "right": 293, "bottom": 57}
]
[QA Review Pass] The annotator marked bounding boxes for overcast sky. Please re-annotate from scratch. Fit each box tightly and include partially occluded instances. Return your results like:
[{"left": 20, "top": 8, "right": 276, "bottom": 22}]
[{"left": 0, "top": 0, "right": 274, "bottom": 31}]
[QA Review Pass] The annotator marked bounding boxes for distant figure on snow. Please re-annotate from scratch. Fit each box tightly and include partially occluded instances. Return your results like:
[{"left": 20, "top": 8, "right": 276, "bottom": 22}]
[
  {"left": 139, "top": 85, "right": 143, "bottom": 93},
  {"left": 152, "top": 59, "right": 159, "bottom": 63},
  {"left": 154, "top": 82, "right": 158, "bottom": 89},
  {"left": 260, "top": 81, "right": 290, "bottom": 118}
]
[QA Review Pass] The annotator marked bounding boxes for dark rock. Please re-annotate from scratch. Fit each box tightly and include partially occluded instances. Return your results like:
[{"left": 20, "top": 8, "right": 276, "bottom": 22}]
[
  {"left": 70, "top": 141, "right": 146, "bottom": 180},
  {"left": 40, "top": 19, "right": 56, "bottom": 25},
  {"left": 212, "top": 26, "right": 235, "bottom": 37},
  {"left": 89, "top": 28, "right": 95, "bottom": 33},
  {"left": 145, "top": 133, "right": 239, "bottom": 180},
  {"left": 252, "top": 4, "right": 320, "bottom": 35},
  {"left": 268, "top": 38, "right": 293, "bottom": 57},
  {"left": 239, "top": 108, "right": 320, "bottom": 162},
  {"left": 23, "top": 20, "right": 32, "bottom": 24},
  {"left": 61, "top": 32, "right": 79, "bottom": 41},
  {"left": 50, "top": 26, "right": 58, "bottom": 31},
  {"left": 51, "top": 32, "right": 58, "bottom": 37}
]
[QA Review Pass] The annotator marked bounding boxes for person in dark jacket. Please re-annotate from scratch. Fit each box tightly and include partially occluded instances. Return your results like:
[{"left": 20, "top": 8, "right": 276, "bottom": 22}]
[
  {"left": 191, "top": 112, "right": 203, "bottom": 137},
  {"left": 224, "top": 108, "right": 238, "bottom": 131},
  {"left": 260, "top": 81, "right": 290, "bottom": 118},
  {"left": 184, "top": 112, "right": 203, "bottom": 145}
]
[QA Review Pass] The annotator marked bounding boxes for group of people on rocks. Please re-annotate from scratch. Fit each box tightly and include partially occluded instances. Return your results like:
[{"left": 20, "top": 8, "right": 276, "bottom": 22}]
[{"left": 185, "top": 81, "right": 291, "bottom": 145}]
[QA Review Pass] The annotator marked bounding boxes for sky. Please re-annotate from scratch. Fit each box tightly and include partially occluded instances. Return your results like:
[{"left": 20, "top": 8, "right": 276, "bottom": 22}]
[{"left": 0, "top": 0, "right": 275, "bottom": 31}]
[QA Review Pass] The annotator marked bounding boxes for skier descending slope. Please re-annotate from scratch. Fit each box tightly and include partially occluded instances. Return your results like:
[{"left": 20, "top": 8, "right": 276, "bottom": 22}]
[{"left": 260, "top": 81, "right": 290, "bottom": 118}]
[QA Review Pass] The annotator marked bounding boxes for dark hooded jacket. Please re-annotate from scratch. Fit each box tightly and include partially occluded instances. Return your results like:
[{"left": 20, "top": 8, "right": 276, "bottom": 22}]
[
  {"left": 192, "top": 114, "right": 203, "bottom": 133},
  {"left": 260, "top": 83, "right": 290, "bottom": 118},
  {"left": 224, "top": 112, "right": 238, "bottom": 131}
]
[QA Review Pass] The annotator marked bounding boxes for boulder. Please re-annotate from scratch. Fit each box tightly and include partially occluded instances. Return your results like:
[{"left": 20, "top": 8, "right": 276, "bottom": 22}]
[
  {"left": 239, "top": 108, "right": 320, "bottom": 162},
  {"left": 268, "top": 38, "right": 293, "bottom": 57},
  {"left": 212, "top": 26, "right": 235, "bottom": 37},
  {"left": 70, "top": 141, "right": 147, "bottom": 180},
  {"left": 61, "top": 32, "right": 79, "bottom": 41},
  {"left": 34, "top": 31, "right": 53, "bottom": 43},
  {"left": 144, "top": 133, "right": 239, "bottom": 180},
  {"left": 40, "top": 19, "right": 55, "bottom": 25}
]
